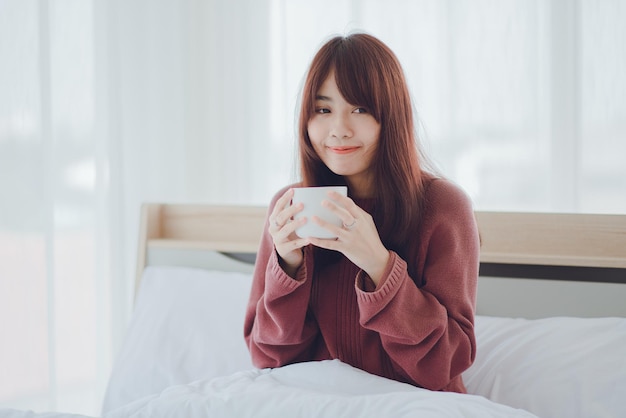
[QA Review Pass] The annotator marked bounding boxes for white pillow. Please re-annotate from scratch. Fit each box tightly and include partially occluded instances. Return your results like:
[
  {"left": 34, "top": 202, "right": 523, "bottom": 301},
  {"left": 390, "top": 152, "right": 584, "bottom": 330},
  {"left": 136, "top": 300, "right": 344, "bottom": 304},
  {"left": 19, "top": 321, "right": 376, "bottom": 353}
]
[
  {"left": 102, "top": 266, "right": 254, "bottom": 413},
  {"left": 464, "top": 315, "right": 626, "bottom": 418}
]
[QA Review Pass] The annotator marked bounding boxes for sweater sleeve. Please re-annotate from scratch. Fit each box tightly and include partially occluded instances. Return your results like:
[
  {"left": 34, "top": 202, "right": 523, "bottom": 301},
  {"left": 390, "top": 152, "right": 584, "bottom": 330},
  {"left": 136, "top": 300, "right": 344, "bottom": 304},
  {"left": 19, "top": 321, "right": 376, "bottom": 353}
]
[
  {"left": 354, "top": 180, "right": 479, "bottom": 391},
  {"left": 243, "top": 187, "right": 320, "bottom": 368}
]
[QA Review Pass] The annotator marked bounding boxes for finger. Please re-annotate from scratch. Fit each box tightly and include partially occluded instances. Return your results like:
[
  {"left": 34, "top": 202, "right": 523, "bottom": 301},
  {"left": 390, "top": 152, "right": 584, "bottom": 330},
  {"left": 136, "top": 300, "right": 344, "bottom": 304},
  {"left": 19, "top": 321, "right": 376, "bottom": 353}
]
[
  {"left": 311, "top": 215, "right": 343, "bottom": 237},
  {"left": 308, "top": 236, "right": 340, "bottom": 251},
  {"left": 270, "top": 205, "right": 307, "bottom": 237},
  {"left": 321, "top": 199, "right": 356, "bottom": 226},
  {"left": 327, "top": 190, "right": 359, "bottom": 210},
  {"left": 277, "top": 187, "right": 295, "bottom": 207},
  {"left": 325, "top": 191, "right": 363, "bottom": 219},
  {"left": 281, "top": 201, "right": 304, "bottom": 223},
  {"left": 342, "top": 217, "right": 357, "bottom": 229},
  {"left": 270, "top": 192, "right": 300, "bottom": 229},
  {"left": 274, "top": 216, "right": 308, "bottom": 241},
  {"left": 276, "top": 236, "right": 310, "bottom": 253},
  {"left": 270, "top": 188, "right": 295, "bottom": 221}
]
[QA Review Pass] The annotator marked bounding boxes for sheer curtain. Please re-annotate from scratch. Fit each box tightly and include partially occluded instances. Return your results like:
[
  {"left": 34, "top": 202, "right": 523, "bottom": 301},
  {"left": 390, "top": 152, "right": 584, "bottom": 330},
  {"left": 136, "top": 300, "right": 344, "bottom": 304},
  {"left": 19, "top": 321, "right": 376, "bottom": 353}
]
[
  {"left": 1, "top": 0, "right": 624, "bottom": 415},
  {"left": 0, "top": 0, "right": 109, "bottom": 413}
]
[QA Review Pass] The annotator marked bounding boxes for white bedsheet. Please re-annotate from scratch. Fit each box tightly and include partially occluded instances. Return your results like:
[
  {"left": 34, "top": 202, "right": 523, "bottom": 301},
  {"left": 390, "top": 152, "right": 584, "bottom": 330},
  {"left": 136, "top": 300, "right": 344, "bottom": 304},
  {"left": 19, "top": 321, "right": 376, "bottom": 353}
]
[{"left": 1, "top": 360, "right": 537, "bottom": 418}]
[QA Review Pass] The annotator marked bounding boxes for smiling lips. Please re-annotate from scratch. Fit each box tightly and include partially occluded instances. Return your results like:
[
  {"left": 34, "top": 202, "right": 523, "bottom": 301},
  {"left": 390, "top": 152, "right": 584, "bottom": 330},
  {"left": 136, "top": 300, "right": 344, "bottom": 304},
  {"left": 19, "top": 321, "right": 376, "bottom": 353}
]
[{"left": 329, "top": 146, "right": 359, "bottom": 154}]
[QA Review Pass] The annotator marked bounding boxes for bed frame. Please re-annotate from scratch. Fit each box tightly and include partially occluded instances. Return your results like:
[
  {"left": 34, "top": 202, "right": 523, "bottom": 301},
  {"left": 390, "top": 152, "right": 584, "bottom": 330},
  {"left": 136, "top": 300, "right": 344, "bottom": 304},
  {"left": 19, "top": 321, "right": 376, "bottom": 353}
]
[{"left": 136, "top": 204, "right": 626, "bottom": 319}]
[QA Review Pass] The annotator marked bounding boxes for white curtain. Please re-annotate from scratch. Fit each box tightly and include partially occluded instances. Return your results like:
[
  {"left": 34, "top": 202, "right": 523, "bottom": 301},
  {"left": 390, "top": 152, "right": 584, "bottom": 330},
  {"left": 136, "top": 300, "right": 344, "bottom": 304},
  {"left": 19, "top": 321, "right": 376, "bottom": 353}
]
[{"left": 1, "top": 0, "right": 624, "bottom": 414}]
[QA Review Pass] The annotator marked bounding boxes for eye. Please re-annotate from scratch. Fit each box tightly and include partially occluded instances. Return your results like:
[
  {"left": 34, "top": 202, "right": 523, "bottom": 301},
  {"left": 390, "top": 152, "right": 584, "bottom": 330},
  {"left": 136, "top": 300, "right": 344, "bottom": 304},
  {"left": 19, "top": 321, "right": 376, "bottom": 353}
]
[
  {"left": 315, "top": 108, "right": 331, "bottom": 114},
  {"left": 353, "top": 107, "right": 368, "bottom": 114}
]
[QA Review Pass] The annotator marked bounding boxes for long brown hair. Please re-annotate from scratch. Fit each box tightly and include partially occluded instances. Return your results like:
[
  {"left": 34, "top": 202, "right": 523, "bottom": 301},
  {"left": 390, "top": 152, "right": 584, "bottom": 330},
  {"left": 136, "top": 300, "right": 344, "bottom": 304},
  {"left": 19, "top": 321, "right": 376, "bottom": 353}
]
[{"left": 298, "top": 33, "right": 431, "bottom": 252}]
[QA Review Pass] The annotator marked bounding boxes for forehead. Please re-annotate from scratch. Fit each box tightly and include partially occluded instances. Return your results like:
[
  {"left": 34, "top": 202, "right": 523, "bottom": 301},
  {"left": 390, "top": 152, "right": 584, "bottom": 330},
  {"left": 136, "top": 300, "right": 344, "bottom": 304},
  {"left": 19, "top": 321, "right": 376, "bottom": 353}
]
[
  {"left": 316, "top": 71, "right": 337, "bottom": 92},
  {"left": 315, "top": 71, "right": 347, "bottom": 102}
]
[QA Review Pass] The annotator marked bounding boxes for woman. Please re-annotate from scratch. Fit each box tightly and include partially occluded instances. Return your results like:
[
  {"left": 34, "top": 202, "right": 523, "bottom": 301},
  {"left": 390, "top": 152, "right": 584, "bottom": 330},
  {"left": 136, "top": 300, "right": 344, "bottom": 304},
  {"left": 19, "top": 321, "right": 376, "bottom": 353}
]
[{"left": 244, "top": 33, "right": 479, "bottom": 393}]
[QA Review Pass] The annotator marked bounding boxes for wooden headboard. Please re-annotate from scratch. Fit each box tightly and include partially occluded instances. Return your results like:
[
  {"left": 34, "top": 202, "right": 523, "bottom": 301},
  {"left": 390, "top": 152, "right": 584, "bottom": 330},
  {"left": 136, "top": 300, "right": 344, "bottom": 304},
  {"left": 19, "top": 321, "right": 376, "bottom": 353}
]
[{"left": 136, "top": 204, "right": 626, "bottom": 318}]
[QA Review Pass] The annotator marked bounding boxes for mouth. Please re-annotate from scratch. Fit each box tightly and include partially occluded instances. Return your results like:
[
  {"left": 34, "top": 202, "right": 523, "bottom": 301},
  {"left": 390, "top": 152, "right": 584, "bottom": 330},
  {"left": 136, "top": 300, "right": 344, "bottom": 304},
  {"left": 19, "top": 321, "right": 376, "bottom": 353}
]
[{"left": 328, "top": 146, "right": 359, "bottom": 155}]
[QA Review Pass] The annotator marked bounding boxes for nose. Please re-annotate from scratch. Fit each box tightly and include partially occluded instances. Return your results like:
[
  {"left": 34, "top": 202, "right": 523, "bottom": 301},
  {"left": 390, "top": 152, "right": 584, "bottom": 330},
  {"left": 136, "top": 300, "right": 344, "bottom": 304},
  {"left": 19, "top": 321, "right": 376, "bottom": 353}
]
[{"left": 330, "top": 114, "right": 353, "bottom": 139}]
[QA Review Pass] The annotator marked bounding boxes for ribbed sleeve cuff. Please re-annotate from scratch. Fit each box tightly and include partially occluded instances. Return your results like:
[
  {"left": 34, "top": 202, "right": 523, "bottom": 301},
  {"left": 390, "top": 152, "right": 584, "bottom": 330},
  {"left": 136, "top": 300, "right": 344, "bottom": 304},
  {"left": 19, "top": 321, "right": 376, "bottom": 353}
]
[
  {"left": 265, "top": 248, "right": 308, "bottom": 297},
  {"left": 355, "top": 251, "right": 407, "bottom": 306}
]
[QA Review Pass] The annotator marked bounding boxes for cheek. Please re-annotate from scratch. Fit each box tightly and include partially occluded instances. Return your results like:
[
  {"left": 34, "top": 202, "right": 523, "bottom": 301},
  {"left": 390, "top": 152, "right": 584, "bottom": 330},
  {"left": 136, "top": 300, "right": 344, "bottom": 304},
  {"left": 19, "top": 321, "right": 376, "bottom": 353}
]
[
  {"left": 366, "top": 126, "right": 381, "bottom": 149},
  {"left": 371, "top": 122, "right": 381, "bottom": 140},
  {"left": 307, "top": 122, "right": 326, "bottom": 151},
  {"left": 307, "top": 120, "right": 323, "bottom": 142},
  {"left": 310, "top": 140, "right": 325, "bottom": 158}
]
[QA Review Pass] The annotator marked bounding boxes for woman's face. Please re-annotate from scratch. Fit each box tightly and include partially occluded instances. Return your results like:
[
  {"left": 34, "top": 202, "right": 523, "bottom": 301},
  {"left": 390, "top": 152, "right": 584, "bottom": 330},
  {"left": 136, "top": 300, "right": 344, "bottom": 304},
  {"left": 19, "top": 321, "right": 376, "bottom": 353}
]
[{"left": 307, "top": 72, "right": 381, "bottom": 196}]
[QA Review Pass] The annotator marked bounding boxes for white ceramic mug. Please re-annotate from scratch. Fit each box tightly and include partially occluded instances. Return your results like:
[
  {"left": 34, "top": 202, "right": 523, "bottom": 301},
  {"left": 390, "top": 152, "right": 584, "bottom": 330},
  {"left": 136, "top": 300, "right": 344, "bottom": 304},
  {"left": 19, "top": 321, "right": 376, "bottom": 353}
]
[{"left": 292, "top": 186, "right": 348, "bottom": 239}]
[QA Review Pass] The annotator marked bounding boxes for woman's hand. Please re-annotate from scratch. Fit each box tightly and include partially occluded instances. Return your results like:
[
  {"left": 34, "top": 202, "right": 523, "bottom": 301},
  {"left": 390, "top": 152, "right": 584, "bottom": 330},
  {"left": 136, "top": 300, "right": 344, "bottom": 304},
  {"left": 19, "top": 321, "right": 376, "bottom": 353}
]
[
  {"left": 268, "top": 188, "right": 310, "bottom": 278},
  {"left": 309, "top": 190, "right": 390, "bottom": 286}
]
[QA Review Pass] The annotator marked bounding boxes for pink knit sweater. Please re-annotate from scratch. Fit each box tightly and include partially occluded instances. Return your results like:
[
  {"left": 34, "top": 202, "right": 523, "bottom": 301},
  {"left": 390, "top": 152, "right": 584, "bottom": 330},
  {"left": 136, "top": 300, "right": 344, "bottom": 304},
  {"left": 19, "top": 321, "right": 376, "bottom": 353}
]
[{"left": 244, "top": 178, "right": 479, "bottom": 393}]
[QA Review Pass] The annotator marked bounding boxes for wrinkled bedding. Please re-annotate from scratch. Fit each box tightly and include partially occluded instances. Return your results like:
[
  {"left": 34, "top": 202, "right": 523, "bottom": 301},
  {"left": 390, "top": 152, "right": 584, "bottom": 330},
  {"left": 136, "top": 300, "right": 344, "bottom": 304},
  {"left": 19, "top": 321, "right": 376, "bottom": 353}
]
[{"left": 1, "top": 360, "right": 536, "bottom": 418}]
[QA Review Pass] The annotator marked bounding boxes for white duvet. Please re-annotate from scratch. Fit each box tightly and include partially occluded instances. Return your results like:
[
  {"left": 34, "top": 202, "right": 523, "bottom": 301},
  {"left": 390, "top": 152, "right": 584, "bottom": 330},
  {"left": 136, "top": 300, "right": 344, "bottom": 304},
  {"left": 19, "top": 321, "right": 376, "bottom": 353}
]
[
  {"left": 5, "top": 267, "right": 624, "bottom": 418},
  {"left": 1, "top": 360, "right": 536, "bottom": 418}
]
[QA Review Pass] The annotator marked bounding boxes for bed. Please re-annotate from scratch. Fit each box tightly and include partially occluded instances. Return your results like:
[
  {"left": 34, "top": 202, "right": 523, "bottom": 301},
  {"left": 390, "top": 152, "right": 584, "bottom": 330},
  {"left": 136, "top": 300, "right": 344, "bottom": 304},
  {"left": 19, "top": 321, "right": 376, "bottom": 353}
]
[{"left": 2, "top": 205, "right": 625, "bottom": 418}]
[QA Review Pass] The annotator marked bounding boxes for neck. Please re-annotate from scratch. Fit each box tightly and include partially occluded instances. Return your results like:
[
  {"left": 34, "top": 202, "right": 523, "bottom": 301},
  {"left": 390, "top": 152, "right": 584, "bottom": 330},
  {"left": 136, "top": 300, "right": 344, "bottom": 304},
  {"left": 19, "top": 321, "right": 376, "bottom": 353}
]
[{"left": 346, "top": 174, "right": 374, "bottom": 199}]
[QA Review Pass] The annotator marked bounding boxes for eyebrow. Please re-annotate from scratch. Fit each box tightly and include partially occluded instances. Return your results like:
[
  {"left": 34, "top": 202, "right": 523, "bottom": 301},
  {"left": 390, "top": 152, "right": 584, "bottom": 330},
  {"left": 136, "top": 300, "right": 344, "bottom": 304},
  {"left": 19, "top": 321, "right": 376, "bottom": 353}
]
[{"left": 315, "top": 95, "right": 332, "bottom": 101}]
